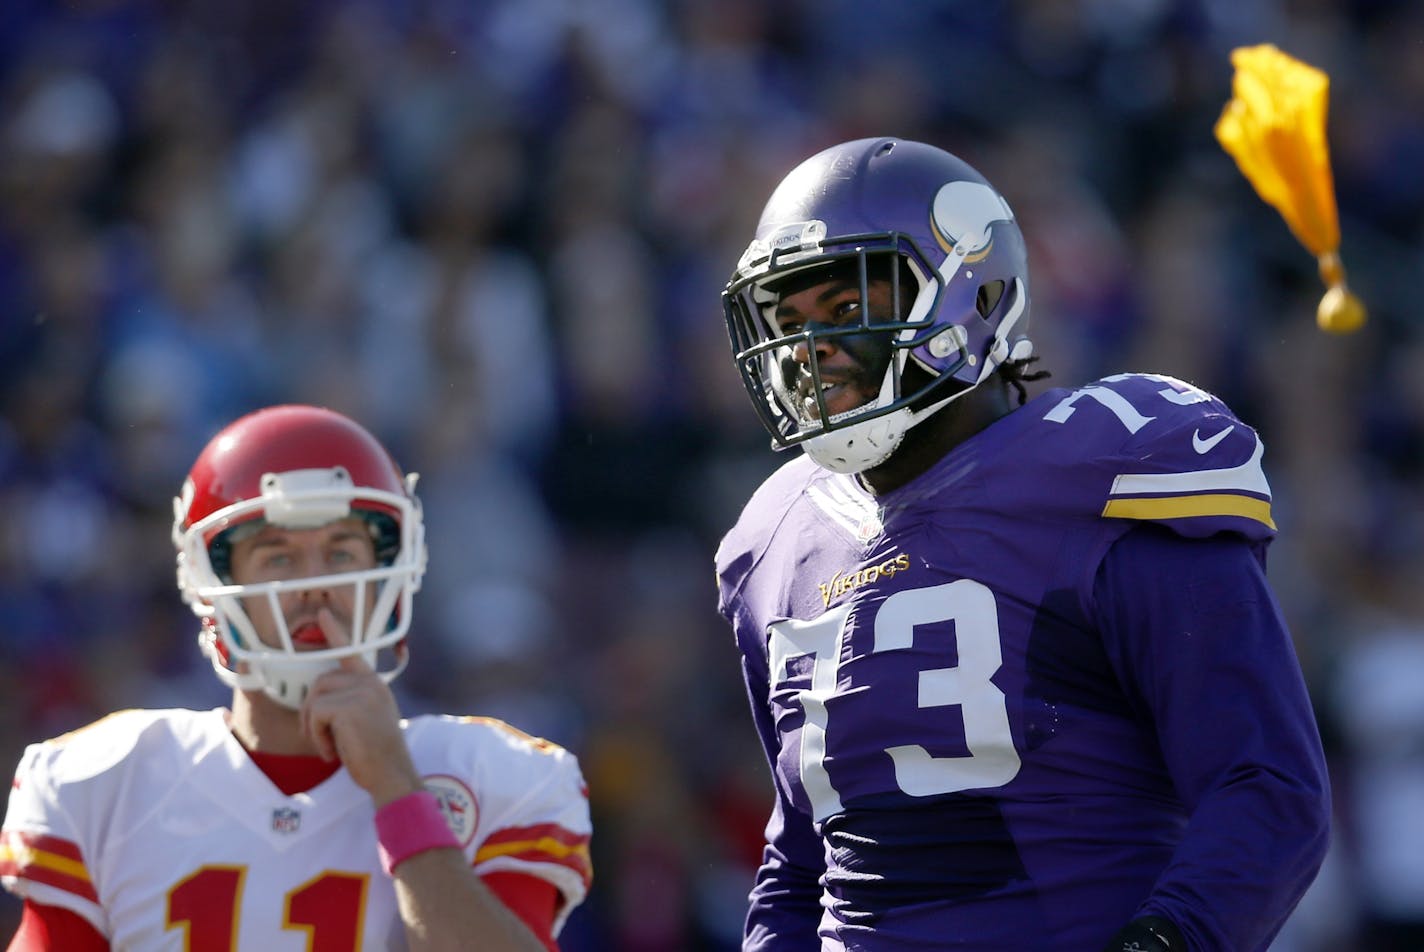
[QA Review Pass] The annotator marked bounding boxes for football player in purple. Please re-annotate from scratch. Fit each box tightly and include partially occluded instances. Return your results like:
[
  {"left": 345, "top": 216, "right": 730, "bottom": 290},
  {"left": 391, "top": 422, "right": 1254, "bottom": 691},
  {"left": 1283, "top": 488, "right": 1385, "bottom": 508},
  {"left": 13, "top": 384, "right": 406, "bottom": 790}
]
[{"left": 715, "top": 137, "right": 1330, "bottom": 951}]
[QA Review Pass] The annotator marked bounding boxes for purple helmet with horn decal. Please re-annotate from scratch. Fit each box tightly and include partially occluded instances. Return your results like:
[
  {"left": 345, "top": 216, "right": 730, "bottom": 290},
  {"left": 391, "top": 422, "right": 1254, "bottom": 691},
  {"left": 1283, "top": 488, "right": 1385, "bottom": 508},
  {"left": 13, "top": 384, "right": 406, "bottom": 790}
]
[{"left": 722, "top": 137, "right": 1034, "bottom": 473}]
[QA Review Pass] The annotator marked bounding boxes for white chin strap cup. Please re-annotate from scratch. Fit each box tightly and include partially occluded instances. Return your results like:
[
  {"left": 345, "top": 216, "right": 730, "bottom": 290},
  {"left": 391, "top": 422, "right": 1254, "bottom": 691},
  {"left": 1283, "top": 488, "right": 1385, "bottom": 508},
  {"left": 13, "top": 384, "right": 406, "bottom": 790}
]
[
  {"left": 204, "top": 644, "right": 383, "bottom": 710},
  {"left": 252, "top": 656, "right": 343, "bottom": 709},
  {"left": 804, "top": 407, "right": 912, "bottom": 474}
]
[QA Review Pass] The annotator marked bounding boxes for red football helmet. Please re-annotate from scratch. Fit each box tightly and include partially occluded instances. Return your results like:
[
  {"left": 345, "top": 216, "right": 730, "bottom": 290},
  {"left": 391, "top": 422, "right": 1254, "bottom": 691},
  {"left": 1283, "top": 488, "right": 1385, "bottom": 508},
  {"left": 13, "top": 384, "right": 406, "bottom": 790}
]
[{"left": 172, "top": 405, "right": 427, "bottom": 708}]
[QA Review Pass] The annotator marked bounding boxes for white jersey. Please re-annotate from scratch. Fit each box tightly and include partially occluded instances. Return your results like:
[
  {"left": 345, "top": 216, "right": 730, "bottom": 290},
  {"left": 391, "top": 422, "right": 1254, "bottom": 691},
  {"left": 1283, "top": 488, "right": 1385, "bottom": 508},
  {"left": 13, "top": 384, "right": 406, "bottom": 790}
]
[{"left": 0, "top": 707, "right": 592, "bottom": 951}]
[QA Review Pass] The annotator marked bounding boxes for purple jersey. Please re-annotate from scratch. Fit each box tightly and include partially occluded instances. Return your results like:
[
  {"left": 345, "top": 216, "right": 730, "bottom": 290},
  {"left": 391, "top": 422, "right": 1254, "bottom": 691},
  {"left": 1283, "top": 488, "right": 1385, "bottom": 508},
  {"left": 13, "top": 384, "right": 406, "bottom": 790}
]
[{"left": 716, "top": 373, "right": 1330, "bottom": 951}]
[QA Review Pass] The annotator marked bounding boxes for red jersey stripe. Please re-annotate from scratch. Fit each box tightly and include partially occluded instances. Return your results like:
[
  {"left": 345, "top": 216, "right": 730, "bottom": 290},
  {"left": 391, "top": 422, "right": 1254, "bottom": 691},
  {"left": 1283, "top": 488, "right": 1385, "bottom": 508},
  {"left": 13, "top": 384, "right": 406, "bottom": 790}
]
[
  {"left": 474, "top": 825, "right": 592, "bottom": 886},
  {"left": 2, "top": 831, "right": 84, "bottom": 863},
  {"left": 0, "top": 832, "right": 99, "bottom": 904},
  {"left": 479, "top": 823, "right": 587, "bottom": 849}
]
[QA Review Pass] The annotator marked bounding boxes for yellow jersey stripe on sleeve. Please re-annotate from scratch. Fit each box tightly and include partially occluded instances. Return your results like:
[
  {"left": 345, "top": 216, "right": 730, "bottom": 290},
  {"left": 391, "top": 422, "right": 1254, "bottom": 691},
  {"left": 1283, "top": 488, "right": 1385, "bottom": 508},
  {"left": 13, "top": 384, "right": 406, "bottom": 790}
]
[{"left": 1101, "top": 493, "right": 1276, "bottom": 530}]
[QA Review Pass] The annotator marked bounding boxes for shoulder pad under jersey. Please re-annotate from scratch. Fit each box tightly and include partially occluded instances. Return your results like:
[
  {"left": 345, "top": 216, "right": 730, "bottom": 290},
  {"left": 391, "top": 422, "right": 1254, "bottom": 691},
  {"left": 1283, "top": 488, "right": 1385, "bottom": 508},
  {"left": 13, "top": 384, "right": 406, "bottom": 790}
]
[
  {"left": 715, "top": 454, "right": 824, "bottom": 599},
  {"left": 1037, "top": 373, "right": 1276, "bottom": 542},
  {"left": 404, "top": 714, "right": 592, "bottom": 924},
  {"left": 21, "top": 709, "right": 210, "bottom": 785}
]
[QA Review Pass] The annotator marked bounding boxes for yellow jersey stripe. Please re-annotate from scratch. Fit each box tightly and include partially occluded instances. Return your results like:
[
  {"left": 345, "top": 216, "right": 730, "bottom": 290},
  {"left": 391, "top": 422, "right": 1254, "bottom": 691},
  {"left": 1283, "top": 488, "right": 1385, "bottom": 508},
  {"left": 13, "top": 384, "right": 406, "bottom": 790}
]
[
  {"left": 0, "top": 841, "right": 92, "bottom": 883},
  {"left": 1102, "top": 493, "right": 1276, "bottom": 530},
  {"left": 475, "top": 836, "right": 591, "bottom": 865}
]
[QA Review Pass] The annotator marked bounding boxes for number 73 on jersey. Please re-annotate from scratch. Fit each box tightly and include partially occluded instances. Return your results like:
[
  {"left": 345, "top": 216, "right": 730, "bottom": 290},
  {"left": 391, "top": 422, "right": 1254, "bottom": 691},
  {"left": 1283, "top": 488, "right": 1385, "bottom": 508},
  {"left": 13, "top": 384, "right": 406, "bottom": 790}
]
[
  {"left": 767, "top": 375, "right": 1221, "bottom": 822},
  {"left": 769, "top": 578, "right": 1021, "bottom": 823}
]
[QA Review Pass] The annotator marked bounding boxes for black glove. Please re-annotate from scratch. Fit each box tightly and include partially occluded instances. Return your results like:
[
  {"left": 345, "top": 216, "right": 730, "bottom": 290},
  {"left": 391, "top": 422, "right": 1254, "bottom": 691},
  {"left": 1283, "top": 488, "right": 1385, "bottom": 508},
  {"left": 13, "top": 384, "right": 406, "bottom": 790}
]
[{"left": 1099, "top": 915, "right": 1185, "bottom": 952}]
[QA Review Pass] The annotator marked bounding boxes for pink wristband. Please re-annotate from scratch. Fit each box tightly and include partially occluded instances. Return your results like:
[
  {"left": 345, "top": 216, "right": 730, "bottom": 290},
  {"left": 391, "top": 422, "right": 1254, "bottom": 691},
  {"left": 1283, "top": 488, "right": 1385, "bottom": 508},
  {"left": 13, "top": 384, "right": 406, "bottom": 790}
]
[{"left": 374, "top": 789, "right": 460, "bottom": 875}]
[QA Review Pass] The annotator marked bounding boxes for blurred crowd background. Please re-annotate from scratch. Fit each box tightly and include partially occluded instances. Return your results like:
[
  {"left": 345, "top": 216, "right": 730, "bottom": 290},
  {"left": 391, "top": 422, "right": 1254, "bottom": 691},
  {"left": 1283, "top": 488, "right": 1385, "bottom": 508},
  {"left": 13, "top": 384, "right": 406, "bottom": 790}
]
[{"left": 2, "top": 0, "right": 1422, "bottom": 949}]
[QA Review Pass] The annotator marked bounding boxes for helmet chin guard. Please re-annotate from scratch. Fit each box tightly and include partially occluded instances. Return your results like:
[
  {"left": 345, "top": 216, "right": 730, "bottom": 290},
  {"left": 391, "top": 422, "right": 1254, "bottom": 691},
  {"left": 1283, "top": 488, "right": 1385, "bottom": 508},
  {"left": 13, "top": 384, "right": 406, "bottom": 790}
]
[
  {"left": 804, "top": 407, "right": 912, "bottom": 474},
  {"left": 198, "top": 622, "right": 384, "bottom": 709},
  {"left": 252, "top": 655, "right": 351, "bottom": 708}
]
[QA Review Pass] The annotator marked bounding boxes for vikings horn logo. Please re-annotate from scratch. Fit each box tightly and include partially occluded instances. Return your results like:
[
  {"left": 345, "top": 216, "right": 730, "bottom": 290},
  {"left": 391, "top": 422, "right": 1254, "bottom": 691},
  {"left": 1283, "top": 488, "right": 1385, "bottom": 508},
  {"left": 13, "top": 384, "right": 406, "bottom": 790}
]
[{"left": 930, "top": 181, "right": 1016, "bottom": 263}]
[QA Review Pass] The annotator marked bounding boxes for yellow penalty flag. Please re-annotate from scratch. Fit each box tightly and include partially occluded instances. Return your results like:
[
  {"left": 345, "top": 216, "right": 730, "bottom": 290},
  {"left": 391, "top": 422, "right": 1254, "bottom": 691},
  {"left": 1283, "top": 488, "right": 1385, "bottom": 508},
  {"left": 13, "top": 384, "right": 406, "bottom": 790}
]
[{"left": 1214, "top": 44, "right": 1365, "bottom": 334}]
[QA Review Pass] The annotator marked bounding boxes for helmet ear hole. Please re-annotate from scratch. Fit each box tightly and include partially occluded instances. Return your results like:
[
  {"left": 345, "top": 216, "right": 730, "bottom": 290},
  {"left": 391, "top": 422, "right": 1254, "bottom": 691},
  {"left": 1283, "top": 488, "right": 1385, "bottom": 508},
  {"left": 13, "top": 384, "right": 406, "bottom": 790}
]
[{"left": 976, "top": 280, "right": 1005, "bottom": 320}]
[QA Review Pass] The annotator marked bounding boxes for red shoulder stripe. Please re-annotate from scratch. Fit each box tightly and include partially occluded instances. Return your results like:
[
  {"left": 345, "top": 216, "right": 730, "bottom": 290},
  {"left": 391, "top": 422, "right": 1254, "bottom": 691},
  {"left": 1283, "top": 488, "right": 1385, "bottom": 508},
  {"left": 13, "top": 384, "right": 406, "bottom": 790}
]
[
  {"left": 475, "top": 824, "right": 592, "bottom": 887},
  {"left": 0, "top": 831, "right": 99, "bottom": 904},
  {"left": 480, "top": 822, "right": 586, "bottom": 849}
]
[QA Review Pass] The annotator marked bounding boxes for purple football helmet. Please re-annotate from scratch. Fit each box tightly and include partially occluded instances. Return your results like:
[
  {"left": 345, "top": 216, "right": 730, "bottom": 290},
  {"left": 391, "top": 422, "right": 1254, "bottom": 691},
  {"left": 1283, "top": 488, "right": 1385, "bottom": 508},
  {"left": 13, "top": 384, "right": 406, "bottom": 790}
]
[{"left": 723, "top": 137, "right": 1034, "bottom": 473}]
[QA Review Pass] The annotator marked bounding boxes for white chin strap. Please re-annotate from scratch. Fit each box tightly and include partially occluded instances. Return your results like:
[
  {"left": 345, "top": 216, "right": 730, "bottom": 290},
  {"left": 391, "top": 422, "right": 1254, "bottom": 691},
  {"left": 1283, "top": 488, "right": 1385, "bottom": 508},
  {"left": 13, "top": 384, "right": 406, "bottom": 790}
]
[
  {"left": 802, "top": 326, "right": 1034, "bottom": 476},
  {"left": 802, "top": 371, "right": 991, "bottom": 475},
  {"left": 250, "top": 656, "right": 343, "bottom": 709},
  {"left": 804, "top": 407, "right": 913, "bottom": 474},
  {"left": 201, "top": 632, "right": 383, "bottom": 710}
]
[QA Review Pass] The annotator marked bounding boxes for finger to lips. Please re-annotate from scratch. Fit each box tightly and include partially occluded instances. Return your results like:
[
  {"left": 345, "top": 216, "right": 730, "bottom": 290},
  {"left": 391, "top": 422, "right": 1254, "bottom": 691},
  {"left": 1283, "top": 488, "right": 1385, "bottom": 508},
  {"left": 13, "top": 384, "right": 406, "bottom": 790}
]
[
  {"left": 301, "top": 612, "right": 347, "bottom": 760},
  {"left": 317, "top": 607, "right": 372, "bottom": 673},
  {"left": 317, "top": 607, "right": 350, "bottom": 647}
]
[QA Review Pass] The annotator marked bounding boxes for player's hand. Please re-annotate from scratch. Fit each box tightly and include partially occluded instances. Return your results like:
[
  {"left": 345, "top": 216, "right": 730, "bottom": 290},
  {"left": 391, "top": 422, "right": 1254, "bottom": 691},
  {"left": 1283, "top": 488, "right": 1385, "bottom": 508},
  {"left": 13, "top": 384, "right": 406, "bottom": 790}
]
[
  {"left": 1100, "top": 915, "right": 1184, "bottom": 951},
  {"left": 300, "top": 608, "right": 423, "bottom": 806}
]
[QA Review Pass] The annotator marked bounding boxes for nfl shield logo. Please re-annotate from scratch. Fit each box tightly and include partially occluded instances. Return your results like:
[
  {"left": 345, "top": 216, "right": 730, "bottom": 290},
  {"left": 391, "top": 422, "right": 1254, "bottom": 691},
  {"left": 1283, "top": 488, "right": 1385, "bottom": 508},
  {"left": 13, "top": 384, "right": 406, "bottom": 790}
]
[{"left": 272, "top": 807, "right": 301, "bottom": 834}]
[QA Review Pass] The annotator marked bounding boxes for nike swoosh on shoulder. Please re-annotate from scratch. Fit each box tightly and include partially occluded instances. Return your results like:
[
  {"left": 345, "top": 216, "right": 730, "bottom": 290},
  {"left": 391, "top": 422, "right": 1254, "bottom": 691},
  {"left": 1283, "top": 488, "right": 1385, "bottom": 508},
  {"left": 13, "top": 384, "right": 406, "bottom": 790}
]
[{"left": 1192, "top": 424, "right": 1235, "bottom": 454}]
